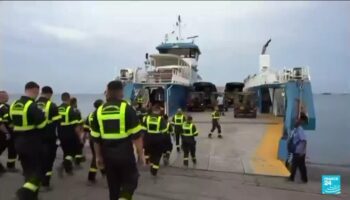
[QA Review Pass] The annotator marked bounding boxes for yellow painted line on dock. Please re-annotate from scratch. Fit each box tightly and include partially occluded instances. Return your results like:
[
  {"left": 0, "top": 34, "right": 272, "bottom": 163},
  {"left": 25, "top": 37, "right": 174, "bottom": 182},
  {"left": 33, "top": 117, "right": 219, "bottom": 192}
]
[{"left": 251, "top": 117, "right": 290, "bottom": 177}]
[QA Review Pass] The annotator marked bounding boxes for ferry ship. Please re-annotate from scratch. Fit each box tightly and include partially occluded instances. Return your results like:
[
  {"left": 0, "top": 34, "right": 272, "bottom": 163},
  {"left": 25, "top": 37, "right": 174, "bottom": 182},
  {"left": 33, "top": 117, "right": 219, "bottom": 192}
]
[
  {"left": 243, "top": 39, "right": 316, "bottom": 161},
  {"left": 117, "top": 16, "right": 202, "bottom": 116}
]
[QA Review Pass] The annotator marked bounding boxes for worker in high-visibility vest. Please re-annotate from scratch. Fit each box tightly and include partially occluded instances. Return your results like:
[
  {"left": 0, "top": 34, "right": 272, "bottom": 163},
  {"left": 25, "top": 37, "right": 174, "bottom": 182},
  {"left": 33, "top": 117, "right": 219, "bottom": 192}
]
[
  {"left": 90, "top": 80, "right": 144, "bottom": 200},
  {"left": 208, "top": 107, "right": 222, "bottom": 138},
  {"left": 9, "top": 81, "right": 47, "bottom": 200},
  {"left": 181, "top": 115, "right": 199, "bottom": 167},
  {"left": 143, "top": 106, "right": 167, "bottom": 176},
  {"left": 162, "top": 114, "right": 173, "bottom": 166},
  {"left": 172, "top": 109, "right": 185, "bottom": 152}
]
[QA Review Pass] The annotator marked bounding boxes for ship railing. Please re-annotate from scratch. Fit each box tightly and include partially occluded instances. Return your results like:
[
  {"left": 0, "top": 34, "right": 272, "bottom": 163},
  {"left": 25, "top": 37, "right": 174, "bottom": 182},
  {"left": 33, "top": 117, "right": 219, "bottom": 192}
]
[
  {"left": 278, "top": 66, "right": 311, "bottom": 82},
  {"left": 146, "top": 71, "right": 174, "bottom": 84}
]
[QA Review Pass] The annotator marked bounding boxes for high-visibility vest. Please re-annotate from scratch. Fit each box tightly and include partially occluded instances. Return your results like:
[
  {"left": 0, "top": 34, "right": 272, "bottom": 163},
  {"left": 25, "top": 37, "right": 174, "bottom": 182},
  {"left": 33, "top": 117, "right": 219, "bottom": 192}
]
[
  {"left": 174, "top": 114, "right": 184, "bottom": 125},
  {"left": 182, "top": 122, "right": 198, "bottom": 137},
  {"left": 93, "top": 102, "right": 128, "bottom": 140},
  {"left": 37, "top": 100, "right": 61, "bottom": 124},
  {"left": 59, "top": 105, "right": 74, "bottom": 126},
  {"left": 10, "top": 99, "right": 46, "bottom": 131},
  {"left": 211, "top": 111, "right": 220, "bottom": 119},
  {"left": 146, "top": 116, "right": 161, "bottom": 134}
]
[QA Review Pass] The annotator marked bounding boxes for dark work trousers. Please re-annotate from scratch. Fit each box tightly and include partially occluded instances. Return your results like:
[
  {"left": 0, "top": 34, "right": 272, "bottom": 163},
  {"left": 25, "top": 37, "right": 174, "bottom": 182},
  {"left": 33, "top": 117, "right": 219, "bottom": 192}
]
[
  {"left": 15, "top": 133, "right": 45, "bottom": 200},
  {"left": 142, "top": 131, "right": 150, "bottom": 164},
  {"left": 57, "top": 125, "right": 77, "bottom": 173},
  {"left": 7, "top": 133, "right": 18, "bottom": 169},
  {"left": 182, "top": 137, "right": 196, "bottom": 165},
  {"left": 174, "top": 125, "right": 182, "bottom": 149},
  {"left": 74, "top": 136, "right": 84, "bottom": 166},
  {"left": 42, "top": 139, "right": 57, "bottom": 186},
  {"left": 0, "top": 133, "right": 7, "bottom": 171},
  {"left": 88, "top": 139, "right": 105, "bottom": 181},
  {"left": 145, "top": 134, "right": 165, "bottom": 176},
  {"left": 289, "top": 154, "right": 308, "bottom": 182},
  {"left": 210, "top": 119, "right": 221, "bottom": 134},
  {"left": 164, "top": 134, "right": 173, "bottom": 154},
  {"left": 102, "top": 142, "right": 139, "bottom": 200}
]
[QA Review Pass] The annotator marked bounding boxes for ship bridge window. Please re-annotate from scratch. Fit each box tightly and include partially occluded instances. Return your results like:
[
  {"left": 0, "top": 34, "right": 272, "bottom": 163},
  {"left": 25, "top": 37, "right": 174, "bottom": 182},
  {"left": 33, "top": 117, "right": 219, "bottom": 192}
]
[{"left": 160, "top": 48, "right": 198, "bottom": 58}]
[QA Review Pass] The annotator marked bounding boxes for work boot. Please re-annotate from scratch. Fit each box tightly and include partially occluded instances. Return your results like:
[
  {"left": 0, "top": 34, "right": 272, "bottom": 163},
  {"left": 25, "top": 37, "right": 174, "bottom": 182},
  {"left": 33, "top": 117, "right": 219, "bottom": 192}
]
[
  {"left": 192, "top": 158, "right": 197, "bottom": 165},
  {"left": 87, "top": 179, "right": 97, "bottom": 186},
  {"left": 163, "top": 156, "right": 169, "bottom": 166},
  {"left": 40, "top": 186, "right": 52, "bottom": 193},
  {"left": 183, "top": 160, "right": 189, "bottom": 167},
  {"left": 208, "top": 133, "right": 212, "bottom": 138},
  {"left": 42, "top": 175, "right": 51, "bottom": 188},
  {"left": 16, "top": 188, "right": 38, "bottom": 200},
  {"left": 88, "top": 171, "right": 97, "bottom": 183},
  {"left": 6, "top": 163, "right": 19, "bottom": 173},
  {"left": 218, "top": 134, "right": 223, "bottom": 139},
  {"left": 150, "top": 167, "right": 158, "bottom": 176},
  {"left": 100, "top": 169, "right": 106, "bottom": 177},
  {"left": 0, "top": 164, "right": 6, "bottom": 176},
  {"left": 145, "top": 158, "right": 150, "bottom": 165}
]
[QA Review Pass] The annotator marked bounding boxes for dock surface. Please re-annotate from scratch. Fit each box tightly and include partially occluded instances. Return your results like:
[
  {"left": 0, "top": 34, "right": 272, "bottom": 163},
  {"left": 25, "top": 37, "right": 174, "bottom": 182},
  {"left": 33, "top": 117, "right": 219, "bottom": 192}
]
[{"left": 1, "top": 111, "right": 349, "bottom": 199}]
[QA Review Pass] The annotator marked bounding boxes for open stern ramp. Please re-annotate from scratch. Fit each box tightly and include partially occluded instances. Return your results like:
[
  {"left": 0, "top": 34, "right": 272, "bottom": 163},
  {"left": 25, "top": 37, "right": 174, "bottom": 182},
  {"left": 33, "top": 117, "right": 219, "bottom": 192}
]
[{"left": 169, "top": 113, "right": 290, "bottom": 177}]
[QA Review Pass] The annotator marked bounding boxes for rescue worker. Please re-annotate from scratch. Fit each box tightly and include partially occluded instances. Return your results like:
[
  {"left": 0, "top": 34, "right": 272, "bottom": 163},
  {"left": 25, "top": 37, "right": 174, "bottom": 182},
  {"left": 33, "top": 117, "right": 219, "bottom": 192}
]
[
  {"left": 0, "top": 90, "right": 11, "bottom": 175},
  {"left": 0, "top": 90, "right": 18, "bottom": 172},
  {"left": 57, "top": 92, "right": 82, "bottom": 176},
  {"left": 90, "top": 80, "right": 144, "bottom": 200},
  {"left": 84, "top": 99, "right": 105, "bottom": 184},
  {"left": 136, "top": 95, "right": 143, "bottom": 106},
  {"left": 36, "top": 86, "right": 61, "bottom": 190},
  {"left": 162, "top": 114, "right": 173, "bottom": 166},
  {"left": 182, "top": 115, "right": 198, "bottom": 166},
  {"left": 208, "top": 107, "right": 222, "bottom": 138},
  {"left": 70, "top": 97, "right": 84, "bottom": 166},
  {"left": 135, "top": 101, "right": 148, "bottom": 122},
  {"left": 9, "top": 81, "right": 47, "bottom": 200},
  {"left": 172, "top": 108, "right": 185, "bottom": 152},
  {"left": 143, "top": 105, "right": 167, "bottom": 176}
]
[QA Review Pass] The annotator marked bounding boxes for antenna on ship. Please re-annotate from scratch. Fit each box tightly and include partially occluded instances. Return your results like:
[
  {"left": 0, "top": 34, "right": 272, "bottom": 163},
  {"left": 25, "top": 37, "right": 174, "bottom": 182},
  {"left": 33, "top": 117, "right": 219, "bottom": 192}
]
[{"left": 176, "top": 15, "right": 182, "bottom": 40}]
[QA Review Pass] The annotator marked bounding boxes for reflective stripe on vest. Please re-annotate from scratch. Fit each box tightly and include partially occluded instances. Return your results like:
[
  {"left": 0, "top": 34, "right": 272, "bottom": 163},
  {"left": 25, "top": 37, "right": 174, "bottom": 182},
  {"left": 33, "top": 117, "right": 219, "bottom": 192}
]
[
  {"left": 174, "top": 114, "right": 184, "bottom": 125},
  {"left": 97, "top": 102, "right": 127, "bottom": 140},
  {"left": 10, "top": 100, "right": 35, "bottom": 131},
  {"left": 59, "top": 105, "right": 72, "bottom": 126},
  {"left": 211, "top": 112, "right": 220, "bottom": 119},
  {"left": 147, "top": 116, "right": 161, "bottom": 134},
  {"left": 37, "top": 100, "right": 52, "bottom": 124},
  {"left": 182, "top": 122, "right": 194, "bottom": 137}
]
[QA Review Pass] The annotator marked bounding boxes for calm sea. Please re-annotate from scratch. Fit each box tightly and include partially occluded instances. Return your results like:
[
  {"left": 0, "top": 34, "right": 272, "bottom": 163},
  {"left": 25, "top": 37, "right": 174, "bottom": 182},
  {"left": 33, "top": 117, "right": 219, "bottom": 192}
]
[{"left": 8, "top": 94, "right": 350, "bottom": 166}]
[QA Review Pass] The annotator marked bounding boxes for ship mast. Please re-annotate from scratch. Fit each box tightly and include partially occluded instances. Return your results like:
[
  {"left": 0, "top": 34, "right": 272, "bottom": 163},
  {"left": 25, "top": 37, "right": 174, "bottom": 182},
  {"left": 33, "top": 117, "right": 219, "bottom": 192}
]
[{"left": 176, "top": 15, "right": 182, "bottom": 41}]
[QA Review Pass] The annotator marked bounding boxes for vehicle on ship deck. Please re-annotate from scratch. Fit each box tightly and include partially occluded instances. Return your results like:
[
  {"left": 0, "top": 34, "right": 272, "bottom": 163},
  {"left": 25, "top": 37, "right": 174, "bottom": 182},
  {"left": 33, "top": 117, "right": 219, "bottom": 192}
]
[
  {"left": 224, "top": 82, "right": 244, "bottom": 107},
  {"left": 234, "top": 92, "right": 257, "bottom": 118},
  {"left": 186, "top": 91, "right": 205, "bottom": 111}
]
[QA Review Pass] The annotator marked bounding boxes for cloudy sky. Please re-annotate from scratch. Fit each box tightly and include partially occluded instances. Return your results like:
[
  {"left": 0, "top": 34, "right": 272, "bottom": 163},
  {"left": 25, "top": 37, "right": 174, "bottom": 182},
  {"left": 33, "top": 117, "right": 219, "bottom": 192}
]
[{"left": 0, "top": 1, "right": 349, "bottom": 94}]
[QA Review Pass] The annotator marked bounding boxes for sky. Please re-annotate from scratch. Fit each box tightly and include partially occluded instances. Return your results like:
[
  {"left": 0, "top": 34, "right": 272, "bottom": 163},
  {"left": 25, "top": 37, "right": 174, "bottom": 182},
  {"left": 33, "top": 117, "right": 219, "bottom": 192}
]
[{"left": 0, "top": 1, "right": 349, "bottom": 94}]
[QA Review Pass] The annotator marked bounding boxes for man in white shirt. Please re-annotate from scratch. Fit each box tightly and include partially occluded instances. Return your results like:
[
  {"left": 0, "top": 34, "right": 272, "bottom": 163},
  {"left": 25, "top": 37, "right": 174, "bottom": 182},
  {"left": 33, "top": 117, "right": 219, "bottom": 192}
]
[{"left": 217, "top": 95, "right": 224, "bottom": 116}]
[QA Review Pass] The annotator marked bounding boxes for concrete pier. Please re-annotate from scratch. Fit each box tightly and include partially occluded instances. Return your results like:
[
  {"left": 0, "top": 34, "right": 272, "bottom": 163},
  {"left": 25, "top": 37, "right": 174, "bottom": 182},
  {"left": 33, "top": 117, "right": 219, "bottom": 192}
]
[{"left": 0, "top": 111, "right": 349, "bottom": 200}]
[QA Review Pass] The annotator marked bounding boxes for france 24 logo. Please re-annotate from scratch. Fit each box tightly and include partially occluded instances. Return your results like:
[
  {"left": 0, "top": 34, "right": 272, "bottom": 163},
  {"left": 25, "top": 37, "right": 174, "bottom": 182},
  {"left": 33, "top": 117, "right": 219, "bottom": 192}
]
[{"left": 322, "top": 175, "right": 341, "bottom": 195}]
